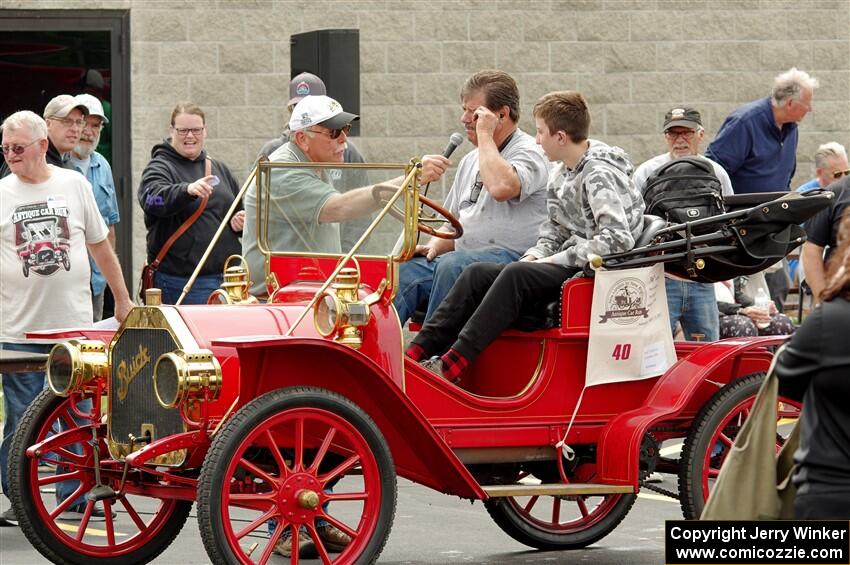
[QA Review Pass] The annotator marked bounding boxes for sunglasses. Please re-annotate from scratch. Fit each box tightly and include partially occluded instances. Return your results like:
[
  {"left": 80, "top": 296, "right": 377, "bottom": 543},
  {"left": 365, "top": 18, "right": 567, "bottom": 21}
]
[
  {"left": 306, "top": 124, "right": 352, "bottom": 140},
  {"left": 469, "top": 178, "right": 483, "bottom": 203},
  {"left": 1, "top": 139, "right": 40, "bottom": 156},
  {"left": 832, "top": 169, "right": 850, "bottom": 180},
  {"left": 460, "top": 174, "right": 483, "bottom": 209}
]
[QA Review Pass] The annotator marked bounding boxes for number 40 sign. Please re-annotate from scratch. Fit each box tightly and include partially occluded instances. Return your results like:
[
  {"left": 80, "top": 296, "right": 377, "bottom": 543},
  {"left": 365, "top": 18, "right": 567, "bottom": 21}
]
[{"left": 611, "top": 343, "right": 632, "bottom": 360}]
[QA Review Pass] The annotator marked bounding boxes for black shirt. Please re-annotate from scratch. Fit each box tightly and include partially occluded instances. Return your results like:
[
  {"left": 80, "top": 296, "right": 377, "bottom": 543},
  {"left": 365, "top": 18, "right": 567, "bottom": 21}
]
[
  {"left": 775, "top": 298, "right": 850, "bottom": 498},
  {"left": 803, "top": 176, "right": 850, "bottom": 259}
]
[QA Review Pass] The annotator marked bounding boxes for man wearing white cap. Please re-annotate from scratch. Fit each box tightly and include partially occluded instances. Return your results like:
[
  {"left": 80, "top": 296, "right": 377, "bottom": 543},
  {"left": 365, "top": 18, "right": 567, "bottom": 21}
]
[
  {"left": 257, "top": 72, "right": 370, "bottom": 249},
  {"left": 243, "top": 95, "right": 400, "bottom": 297},
  {"left": 0, "top": 94, "right": 88, "bottom": 178},
  {"left": 243, "top": 102, "right": 394, "bottom": 557},
  {"left": 70, "top": 94, "right": 120, "bottom": 321},
  {"left": 258, "top": 72, "right": 358, "bottom": 161}
]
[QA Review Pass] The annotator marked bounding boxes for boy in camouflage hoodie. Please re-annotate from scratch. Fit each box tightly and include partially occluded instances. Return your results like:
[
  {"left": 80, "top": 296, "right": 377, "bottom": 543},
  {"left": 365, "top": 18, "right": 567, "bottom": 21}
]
[{"left": 407, "top": 91, "right": 645, "bottom": 383}]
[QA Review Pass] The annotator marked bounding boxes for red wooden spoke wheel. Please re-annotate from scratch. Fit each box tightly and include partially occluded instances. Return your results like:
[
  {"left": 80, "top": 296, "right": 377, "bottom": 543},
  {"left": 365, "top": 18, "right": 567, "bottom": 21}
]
[
  {"left": 371, "top": 183, "right": 463, "bottom": 240},
  {"left": 9, "top": 389, "right": 192, "bottom": 564},
  {"left": 484, "top": 475, "right": 636, "bottom": 550},
  {"left": 678, "top": 372, "right": 801, "bottom": 519},
  {"left": 197, "top": 387, "right": 396, "bottom": 565}
]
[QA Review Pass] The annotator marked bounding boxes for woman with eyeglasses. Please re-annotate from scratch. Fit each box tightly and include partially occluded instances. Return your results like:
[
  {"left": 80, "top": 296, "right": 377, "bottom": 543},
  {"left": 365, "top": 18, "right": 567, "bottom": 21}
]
[{"left": 138, "top": 102, "right": 245, "bottom": 304}]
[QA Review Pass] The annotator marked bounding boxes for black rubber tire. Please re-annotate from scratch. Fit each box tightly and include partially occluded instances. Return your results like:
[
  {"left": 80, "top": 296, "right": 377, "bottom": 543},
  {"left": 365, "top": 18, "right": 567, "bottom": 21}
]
[
  {"left": 484, "top": 490, "right": 637, "bottom": 550},
  {"left": 9, "top": 389, "right": 192, "bottom": 565},
  {"left": 197, "top": 386, "right": 397, "bottom": 564},
  {"left": 678, "top": 372, "right": 766, "bottom": 519},
  {"left": 62, "top": 255, "right": 71, "bottom": 271}
]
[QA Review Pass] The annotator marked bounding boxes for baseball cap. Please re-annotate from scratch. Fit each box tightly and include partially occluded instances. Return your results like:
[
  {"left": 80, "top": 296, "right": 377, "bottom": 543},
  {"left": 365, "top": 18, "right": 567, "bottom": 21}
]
[
  {"left": 288, "top": 72, "right": 327, "bottom": 107},
  {"left": 74, "top": 93, "right": 109, "bottom": 123},
  {"left": 84, "top": 69, "right": 105, "bottom": 90},
  {"left": 663, "top": 107, "right": 702, "bottom": 131},
  {"left": 289, "top": 95, "right": 359, "bottom": 132},
  {"left": 43, "top": 94, "right": 89, "bottom": 120}
]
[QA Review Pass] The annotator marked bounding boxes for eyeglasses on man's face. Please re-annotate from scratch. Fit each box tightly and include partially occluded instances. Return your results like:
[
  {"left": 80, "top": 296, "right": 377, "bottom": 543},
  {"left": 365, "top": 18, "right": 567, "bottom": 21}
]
[
  {"left": 50, "top": 117, "right": 86, "bottom": 128},
  {"left": 664, "top": 129, "right": 696, "bottom": 140},
  {"left": 833, "top": 168, "right": 850, "bottom": 179},
  {"left": 307, "top": 124, "right": 351, "bottom": 140},
  {"left": 1, "top": 139, "right": 40, "bottom": 156},
  {"left": 172, "top": 127, "right": 205, "bottom": 137}
]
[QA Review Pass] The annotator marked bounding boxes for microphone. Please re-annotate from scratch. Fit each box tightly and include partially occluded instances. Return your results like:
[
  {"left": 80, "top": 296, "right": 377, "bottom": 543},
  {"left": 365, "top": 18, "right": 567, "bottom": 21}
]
[
  {"left": 421, "top": 133, "right": 465, "bottom": 199},
  {"left": 442, "top": 133, "right": 465, "bottom": 158}
]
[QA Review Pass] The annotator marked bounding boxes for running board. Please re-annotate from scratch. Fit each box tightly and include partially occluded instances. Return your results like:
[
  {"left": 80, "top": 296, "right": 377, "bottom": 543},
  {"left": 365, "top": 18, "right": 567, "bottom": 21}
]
[{"left": 482, "top": 483, "right": 634, "bottom": 497}]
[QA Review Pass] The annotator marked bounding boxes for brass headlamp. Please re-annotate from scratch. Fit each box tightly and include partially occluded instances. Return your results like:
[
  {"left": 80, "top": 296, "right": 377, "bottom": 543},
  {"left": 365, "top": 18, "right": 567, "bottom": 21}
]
[
  {"left": 313, "top": 267, "right": 372, "bottom": 349},
  {"left": 153, "top": 349, "right": 222, "bottom": 409},
  {"left": 47, "top": 340, "right": 108, "bottom": 396},
  {"left": 207, "top": 255, "right": 259, "bottom": 305}
]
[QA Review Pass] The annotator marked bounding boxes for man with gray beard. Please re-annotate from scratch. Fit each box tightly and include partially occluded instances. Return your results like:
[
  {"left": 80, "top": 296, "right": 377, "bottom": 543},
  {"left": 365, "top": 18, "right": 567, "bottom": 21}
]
[{"left": 69, "top": 94, "right": 119, "bottom": 321}]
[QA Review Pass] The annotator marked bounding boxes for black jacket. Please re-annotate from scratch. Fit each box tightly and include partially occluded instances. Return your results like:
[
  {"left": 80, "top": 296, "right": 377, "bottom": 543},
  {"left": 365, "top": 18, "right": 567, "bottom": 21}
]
[
  {"left": 776, "top": 298, "right": 850, "bottom": 499},
  {"left": 138, "top": 141, "right": 242, "bottom": 277},
  {"left": 803, "top": 175, "right": 850, "bottom": 257},
  {"left": 0, "top": 139, "right": 72, "bottom": 178}
]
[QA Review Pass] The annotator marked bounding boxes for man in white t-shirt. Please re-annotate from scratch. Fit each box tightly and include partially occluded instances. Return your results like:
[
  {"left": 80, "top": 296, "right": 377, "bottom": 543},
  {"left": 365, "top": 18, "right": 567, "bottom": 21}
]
[
  {"left": 0, "top": 110, "right": 133, "bottom": 526},
  {"left": 632, "top": 107, "right": 732, "bottom": 342},
  {"left": 394, "top": 70, "right": 549, "bottom": 324}
]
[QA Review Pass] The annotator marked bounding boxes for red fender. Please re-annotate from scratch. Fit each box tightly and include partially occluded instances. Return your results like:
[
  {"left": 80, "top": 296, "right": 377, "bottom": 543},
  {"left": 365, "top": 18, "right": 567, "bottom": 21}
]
[
  {"left": 26, "top": 425, "right": 95, "bottom": 460},
  {"left": 125, "top": 430, "right": 206, "bottom": 469},
  {"left": 213, "top": 335, "right": 487, "bottom": 500},
  {"left": 596, "top": 336, "right": 785, "bottom": 486}
]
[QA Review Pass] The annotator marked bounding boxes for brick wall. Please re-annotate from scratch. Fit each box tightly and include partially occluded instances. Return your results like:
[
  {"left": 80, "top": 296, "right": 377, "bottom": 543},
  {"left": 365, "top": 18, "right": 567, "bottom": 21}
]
[{"left": 3, "top": 0, "right": 849, "bottom": 283}]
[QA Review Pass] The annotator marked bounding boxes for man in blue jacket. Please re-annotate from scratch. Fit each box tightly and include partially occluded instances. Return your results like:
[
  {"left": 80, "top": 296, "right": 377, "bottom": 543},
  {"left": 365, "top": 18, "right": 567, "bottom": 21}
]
[
  {"left": 70, "top": 94, "right": 119, "bottom": 321},
  {"left": 706, "top": 68, "right": 818, "bottom": 195}
]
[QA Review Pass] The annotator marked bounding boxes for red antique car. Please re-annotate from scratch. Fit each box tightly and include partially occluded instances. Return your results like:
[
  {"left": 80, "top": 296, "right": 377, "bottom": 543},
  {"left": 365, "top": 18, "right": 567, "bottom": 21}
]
[
  {"left": 9, "top": 160, "right": 824, "bottom": 564},
  {"left": 17, "top": 217, "right": 71, "bottom": 277}
]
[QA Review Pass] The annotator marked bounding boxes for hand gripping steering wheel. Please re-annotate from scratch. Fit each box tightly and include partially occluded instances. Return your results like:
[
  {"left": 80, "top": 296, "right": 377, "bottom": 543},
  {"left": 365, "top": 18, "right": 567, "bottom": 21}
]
[{"left": 371, "top": 183, "right": 463, "bottom": 240}]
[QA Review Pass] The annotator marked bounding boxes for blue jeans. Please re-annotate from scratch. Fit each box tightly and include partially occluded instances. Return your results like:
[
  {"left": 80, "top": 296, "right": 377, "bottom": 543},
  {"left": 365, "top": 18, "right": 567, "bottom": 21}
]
[
  {"left": 665, "top": 279, "right": 719, "bottom": 342},
  {"left": 154, "top": 271, "right": 223, "bottom": 305},
  {"left": 394, "top": 247, "right": 520, "bottom": 323},
  {"left": 55, "top": 396, "right": 93, "bottom": 507},
  {"left": 0, "top": 342, "right": 50, "bottom": 497}
]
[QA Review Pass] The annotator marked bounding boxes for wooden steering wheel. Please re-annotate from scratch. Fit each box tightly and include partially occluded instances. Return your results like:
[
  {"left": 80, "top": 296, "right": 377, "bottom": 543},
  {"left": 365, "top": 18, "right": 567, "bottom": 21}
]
[{"left": 371, "top": 183, "right": 463, "bottom": 240}]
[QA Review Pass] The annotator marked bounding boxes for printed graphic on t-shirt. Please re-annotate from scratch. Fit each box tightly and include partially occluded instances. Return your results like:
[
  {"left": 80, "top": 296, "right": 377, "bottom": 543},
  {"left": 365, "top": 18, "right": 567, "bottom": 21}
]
[{"left": 12, "top": 200, "right": 72, "bottom": 277}]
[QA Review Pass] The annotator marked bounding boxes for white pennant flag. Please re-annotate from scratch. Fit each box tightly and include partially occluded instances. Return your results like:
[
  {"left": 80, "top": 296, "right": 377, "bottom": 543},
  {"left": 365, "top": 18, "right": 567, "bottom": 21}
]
[{"left": 586, "top": 262, "right": 677, "bottom": 386}]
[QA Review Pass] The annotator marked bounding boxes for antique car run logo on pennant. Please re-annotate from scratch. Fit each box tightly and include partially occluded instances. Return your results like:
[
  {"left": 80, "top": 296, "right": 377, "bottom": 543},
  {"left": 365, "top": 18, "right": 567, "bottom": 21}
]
[{"left": 599, "top": 277, "right": 649, "bottom": 325}]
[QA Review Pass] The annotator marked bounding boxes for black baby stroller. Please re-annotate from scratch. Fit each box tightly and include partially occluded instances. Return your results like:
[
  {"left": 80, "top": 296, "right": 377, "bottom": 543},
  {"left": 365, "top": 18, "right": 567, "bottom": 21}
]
[{"left": 597, "top": 190, "right": 833, "bottom": 282}]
